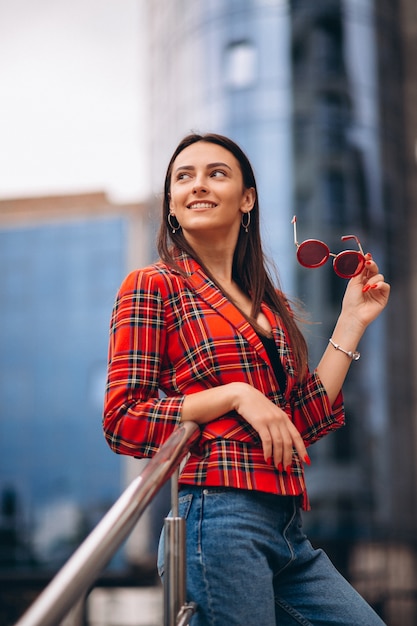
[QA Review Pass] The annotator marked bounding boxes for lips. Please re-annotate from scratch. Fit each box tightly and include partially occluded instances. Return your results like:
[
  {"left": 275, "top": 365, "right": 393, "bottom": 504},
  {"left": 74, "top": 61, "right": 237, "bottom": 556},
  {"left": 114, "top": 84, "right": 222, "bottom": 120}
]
[{"left": 186, "top": 201, "right": 217, "bottom": 209}]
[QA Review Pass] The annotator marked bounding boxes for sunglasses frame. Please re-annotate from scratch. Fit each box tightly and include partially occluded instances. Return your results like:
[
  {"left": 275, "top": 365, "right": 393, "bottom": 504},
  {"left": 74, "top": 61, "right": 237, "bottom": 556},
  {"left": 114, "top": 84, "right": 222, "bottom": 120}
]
[{"left": 292, "top": 216, "right": 365, "bottom": 279}]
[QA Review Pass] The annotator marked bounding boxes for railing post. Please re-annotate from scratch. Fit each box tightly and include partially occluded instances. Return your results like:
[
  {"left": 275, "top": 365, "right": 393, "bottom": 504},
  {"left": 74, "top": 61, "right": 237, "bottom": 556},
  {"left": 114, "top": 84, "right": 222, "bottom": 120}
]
[{"left": 163, "top": 468, "right": 186, "bottom": 626}]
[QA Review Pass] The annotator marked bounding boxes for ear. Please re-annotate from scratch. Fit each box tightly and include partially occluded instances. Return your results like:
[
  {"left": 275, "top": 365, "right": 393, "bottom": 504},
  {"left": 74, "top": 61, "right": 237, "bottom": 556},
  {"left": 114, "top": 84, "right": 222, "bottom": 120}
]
[{"left": 241, "top": 187, "right": 256, "bottom": 213}]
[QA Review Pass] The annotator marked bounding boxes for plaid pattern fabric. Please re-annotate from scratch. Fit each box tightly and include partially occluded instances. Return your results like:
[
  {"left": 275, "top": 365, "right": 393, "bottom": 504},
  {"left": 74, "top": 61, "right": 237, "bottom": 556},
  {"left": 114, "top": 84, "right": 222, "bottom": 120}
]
[{"left": 103, "top": 252, "right": 345, "bottom": 509}]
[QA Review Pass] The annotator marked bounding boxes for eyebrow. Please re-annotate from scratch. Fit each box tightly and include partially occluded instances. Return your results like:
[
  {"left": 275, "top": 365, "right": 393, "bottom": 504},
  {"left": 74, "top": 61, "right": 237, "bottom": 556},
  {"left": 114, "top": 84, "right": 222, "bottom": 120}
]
[{"left": 174, "top": 161, "right": 233, "bottom": 174}]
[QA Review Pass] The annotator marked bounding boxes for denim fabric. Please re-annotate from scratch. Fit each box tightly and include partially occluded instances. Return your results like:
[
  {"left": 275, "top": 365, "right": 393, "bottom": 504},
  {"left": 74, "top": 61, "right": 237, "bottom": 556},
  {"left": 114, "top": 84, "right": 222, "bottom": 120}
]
[{"left": 158, "top": 486, "right": 386, "bottom": 626}]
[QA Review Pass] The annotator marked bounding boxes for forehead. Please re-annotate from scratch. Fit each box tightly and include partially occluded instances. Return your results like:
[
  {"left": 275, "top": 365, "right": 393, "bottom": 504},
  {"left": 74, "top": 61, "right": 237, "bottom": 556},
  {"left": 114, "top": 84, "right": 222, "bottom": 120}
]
[{"left": 172, "top": 141, "right": 241, "bottom": 171}]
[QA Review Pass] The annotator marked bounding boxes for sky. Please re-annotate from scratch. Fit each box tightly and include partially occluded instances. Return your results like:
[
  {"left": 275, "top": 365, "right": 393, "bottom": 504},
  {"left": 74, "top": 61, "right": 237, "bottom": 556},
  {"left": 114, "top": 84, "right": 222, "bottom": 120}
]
[{"left": 0, "top": 0, "right": 148, "bottom": 203}]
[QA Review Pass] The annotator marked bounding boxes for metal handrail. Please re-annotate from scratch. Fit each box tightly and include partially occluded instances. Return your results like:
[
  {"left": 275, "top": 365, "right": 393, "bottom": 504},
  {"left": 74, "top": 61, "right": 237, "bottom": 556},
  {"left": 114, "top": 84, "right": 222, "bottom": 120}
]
[
  {"left": 15, "top": 421, "right": 200, "bottom": 626},
  {"left": 163, "top": 469, "right": 197, "bottom": 626}
]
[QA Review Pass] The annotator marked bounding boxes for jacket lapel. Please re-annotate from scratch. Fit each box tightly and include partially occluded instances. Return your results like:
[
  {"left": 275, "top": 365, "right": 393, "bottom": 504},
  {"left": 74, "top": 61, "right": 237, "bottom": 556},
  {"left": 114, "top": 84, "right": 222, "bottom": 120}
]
[
  {"left": 173, "top": 252, "right": 296, "bottom": 385},
  {"left": 178, "top": 255, "right": 272, "bottom": 362}
]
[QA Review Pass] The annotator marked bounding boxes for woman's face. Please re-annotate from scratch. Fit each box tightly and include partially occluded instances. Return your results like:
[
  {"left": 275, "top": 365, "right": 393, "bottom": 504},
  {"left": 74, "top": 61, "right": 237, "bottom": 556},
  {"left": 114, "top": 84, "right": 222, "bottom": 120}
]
[{"left": 168, "top": 141, "right": 255, "bottom": 242}]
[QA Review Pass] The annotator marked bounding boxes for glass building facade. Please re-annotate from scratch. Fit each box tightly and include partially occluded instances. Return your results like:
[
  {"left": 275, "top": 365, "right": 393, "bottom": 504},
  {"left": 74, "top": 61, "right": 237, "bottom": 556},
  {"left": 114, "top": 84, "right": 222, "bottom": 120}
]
[
  {"left": 0, "top": 197, "right": 147, "bottom": 573},
  {"left": 148, "top": 0, "right": 297, "bottom": 287}
]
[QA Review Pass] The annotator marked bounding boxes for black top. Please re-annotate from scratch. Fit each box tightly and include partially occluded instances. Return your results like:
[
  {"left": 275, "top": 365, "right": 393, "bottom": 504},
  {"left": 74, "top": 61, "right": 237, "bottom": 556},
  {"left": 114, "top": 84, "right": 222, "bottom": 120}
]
[{"left": 257, "top": 333, "right": 287, "bottom": 393}]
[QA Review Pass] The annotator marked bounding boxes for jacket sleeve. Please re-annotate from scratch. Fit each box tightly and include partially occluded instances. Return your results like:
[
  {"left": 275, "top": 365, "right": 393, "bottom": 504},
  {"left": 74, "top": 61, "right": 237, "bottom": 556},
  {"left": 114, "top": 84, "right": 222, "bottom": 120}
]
[
  {"left": 289, "top": 369, "right": 345, "bottom": 446},
  {"left": 103, "top": 269, "right": 185, "bottom": 458}
]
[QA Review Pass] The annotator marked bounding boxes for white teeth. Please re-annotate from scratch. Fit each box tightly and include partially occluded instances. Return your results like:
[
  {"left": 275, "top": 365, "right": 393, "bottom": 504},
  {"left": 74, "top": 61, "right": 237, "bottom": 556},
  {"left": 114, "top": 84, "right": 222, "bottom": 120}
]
[{"left": 188, "top": 202, "right": 216, "bottom": 209}]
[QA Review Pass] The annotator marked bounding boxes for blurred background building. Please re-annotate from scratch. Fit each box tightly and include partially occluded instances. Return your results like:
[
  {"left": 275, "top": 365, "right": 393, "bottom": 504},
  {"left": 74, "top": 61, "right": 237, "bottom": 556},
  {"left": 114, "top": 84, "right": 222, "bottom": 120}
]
[{"left": 1, "top": 0, "right": 416, "bottom": 624}]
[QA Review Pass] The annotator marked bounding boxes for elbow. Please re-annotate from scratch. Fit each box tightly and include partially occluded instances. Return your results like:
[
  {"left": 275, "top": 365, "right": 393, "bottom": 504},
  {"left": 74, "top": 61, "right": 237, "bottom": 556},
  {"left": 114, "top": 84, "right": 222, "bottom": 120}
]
[{"left": 102, "top": 410, "right": 122, "bottom": 454}]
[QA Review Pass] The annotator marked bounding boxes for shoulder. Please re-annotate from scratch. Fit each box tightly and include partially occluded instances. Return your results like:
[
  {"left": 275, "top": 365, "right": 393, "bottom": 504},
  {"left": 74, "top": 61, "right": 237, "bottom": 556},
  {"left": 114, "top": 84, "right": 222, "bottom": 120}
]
[{"left": 118, "top": 261, "right": 185, "bottom": 296}]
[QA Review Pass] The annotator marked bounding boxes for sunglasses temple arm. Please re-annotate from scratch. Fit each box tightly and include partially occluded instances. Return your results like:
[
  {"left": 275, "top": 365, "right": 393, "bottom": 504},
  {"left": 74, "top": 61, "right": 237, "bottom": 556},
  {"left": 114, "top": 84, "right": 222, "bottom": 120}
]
[
  {"left": 341, "top": 234, "right": 365, "bottom": 256},
  {"left": 291, "top": 215, "right": 298, "bottom": 247}
]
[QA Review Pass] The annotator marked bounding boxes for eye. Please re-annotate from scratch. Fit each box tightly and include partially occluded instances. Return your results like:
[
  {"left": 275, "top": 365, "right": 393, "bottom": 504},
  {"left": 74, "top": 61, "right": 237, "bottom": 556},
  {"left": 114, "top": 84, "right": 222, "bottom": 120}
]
[
  {"left": 210, "top": 169, "right": 227, "bottom": 178},
  {"left": 176, "top": 171, "right": 192, "bottom": 181}
]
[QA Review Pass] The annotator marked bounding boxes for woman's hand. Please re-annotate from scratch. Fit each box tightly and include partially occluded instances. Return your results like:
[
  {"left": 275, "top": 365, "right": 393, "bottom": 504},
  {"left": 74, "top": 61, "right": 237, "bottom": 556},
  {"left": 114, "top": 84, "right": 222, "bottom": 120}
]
[
  {"left": 316, "top": 252, "right": 390, "bottom": 405},
  {"left": 232, "top": 382, "right": 309, "bottom": 471},
  {"left": 182, "top": 381, "right": 308, "bottom": 470},
  {"left": 341, "top": 253, "right": 390, "bottom": 331}
]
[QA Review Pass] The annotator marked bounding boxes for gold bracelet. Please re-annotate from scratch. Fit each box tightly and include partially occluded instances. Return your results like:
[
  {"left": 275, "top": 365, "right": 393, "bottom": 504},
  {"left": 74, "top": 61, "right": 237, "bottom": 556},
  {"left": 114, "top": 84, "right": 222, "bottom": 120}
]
[{"left": 329, "top": 338, "right": 360, "bottom": 361}]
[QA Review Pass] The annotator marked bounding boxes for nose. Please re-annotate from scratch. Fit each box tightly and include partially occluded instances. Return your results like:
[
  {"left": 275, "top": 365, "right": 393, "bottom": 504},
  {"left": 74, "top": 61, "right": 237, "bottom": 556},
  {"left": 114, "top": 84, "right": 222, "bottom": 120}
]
[{"left": 192, "top": 176, "right": 208, "bottom": 194}]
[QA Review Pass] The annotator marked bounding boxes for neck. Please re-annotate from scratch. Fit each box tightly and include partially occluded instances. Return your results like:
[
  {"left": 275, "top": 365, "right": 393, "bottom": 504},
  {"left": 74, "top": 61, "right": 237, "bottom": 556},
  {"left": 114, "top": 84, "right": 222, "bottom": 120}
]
[{"left": 185, "top": 236, "right": 236, "bottom": 284}]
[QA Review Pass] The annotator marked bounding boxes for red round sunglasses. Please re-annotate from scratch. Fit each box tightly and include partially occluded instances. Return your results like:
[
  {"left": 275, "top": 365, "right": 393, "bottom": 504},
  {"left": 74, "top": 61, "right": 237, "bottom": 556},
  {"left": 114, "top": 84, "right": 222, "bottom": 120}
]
[{"left": 292, "top": 216, "right": 366, "bottom": 279}]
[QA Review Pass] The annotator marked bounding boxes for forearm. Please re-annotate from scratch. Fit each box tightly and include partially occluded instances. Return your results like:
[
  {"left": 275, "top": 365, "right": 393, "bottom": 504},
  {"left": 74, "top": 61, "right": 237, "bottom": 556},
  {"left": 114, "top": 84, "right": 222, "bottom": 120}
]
[
  {"left": 181, "top": 382, "right": 241, "bottom": 424},
  {"left": 182, "top": 381, "right": 309, "bottom": 468},
  {"left": 315, "top": 314, "right": 366, "bottom": 406},
  {"left": 316, "top": 255, "right": 390, "bottom": 405}
]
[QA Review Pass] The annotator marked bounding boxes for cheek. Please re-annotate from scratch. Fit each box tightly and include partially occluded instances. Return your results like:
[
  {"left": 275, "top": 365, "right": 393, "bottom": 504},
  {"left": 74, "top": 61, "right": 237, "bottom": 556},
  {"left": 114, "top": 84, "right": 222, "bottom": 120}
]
[
  {"left": 169, "top": 186, "right": 185, "bottom": 210},
  {"left": 170, "top": 198, "right": 181, "bottom": 214},
  {"left": 168, "top": 191, "right": 178, "bottom": 212}
]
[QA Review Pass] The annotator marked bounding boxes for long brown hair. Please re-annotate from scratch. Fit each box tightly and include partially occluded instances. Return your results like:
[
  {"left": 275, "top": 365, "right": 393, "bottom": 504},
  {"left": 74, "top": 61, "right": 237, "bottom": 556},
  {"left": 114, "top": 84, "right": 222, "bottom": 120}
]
[{"left": 157, "top": 133, "right": 308, "bottom": 379}]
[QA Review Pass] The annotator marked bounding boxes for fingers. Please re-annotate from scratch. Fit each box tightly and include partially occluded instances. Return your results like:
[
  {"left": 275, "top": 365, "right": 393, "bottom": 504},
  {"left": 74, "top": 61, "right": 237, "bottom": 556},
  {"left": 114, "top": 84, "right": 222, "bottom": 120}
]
[
  {"left": 361, "top": 267, "right": 389, "bottom": 296},
  {"left": 350, "top": 254, "right": 385, "bottom": 293},
  {"left": 292, "top": 428, "right": 311, "bottom": 468},
  {"left": 236, "top": 386, "right": 309, "bottom": 473},
  {"left": 269, "top": 423, "right": 292, "bottom": 471},
  {"left": 343, "top": 251, "right": 390, "bottom": 316},
  {"left": 258, "top": 412, "right": 308, "bottom": 472},
  {"left": 362, "top": 273, "right": 385, "bottom": 292},
  {"left": 285, "top": 420, "right": 309, "bottom": 470},
  {"left": 361, "top": 254, "right": 387, "bottom": 286},
  {"left": 259, "top": 429, "right": 273, "bottom": 466}
]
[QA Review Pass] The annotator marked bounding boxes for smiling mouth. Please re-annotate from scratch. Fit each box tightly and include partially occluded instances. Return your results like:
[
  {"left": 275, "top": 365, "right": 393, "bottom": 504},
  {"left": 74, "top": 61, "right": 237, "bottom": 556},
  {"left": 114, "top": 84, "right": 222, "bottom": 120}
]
[{"left": 186, "top": 202, "right": 217, "bottom": 209}]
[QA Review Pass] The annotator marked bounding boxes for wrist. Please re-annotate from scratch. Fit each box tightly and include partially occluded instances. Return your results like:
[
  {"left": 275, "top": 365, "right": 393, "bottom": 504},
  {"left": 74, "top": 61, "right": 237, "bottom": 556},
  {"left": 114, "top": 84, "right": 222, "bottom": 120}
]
[
  {"left": 332, "top": 313, "right": 366, "bottom": 346},
  {"left": 229, "top": 381, "right": 249, "bottom": 412},
  {"left": 328, "top": 338, "right": 360, "bottom": 361}
]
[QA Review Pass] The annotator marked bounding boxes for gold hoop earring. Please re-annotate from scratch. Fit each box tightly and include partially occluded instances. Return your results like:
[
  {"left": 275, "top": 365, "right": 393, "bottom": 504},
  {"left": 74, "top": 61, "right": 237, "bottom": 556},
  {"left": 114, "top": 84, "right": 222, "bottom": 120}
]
[
  {"left": 168, "top": 213, "right": 180, "bottom": 233},
  {"left": 241, "top": 211, "right": 251, "bottom": 233}
]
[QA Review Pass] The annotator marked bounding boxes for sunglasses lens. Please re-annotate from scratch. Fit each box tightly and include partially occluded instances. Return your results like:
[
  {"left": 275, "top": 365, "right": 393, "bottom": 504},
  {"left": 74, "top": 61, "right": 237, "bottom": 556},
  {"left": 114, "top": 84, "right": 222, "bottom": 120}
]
[
  {"left": 334, "top": 251, "right": 364, "bottom": 278},
  {"left": 297, "top": 240, "right": 329, "bottom": 268}
]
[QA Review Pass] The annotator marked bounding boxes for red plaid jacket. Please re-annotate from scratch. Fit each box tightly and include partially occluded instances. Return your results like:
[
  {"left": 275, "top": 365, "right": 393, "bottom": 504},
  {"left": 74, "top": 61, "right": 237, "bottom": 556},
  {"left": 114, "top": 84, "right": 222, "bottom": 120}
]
[{"left": 103, "top": 252, "right": 345, "bottom": 508}]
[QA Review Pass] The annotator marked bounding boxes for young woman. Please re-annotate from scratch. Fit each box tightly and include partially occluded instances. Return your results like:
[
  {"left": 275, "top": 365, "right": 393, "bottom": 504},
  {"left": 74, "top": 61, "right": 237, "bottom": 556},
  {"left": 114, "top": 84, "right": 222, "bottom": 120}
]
[{"left": 103, "top": 133, "right": 389, "bottom": 625}]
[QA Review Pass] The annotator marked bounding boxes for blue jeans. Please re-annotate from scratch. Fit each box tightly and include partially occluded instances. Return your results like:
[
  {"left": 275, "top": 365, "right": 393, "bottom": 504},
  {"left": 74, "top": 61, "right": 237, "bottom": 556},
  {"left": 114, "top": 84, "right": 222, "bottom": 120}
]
[{"left": 158, "top": 486, "right": 386, "bottom": 626}]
